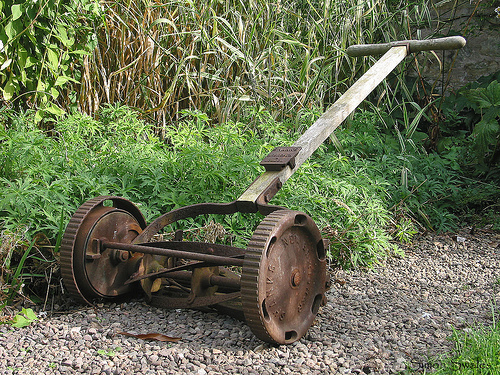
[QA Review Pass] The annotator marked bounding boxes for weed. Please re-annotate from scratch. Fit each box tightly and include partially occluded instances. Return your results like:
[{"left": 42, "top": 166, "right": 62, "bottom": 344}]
[
  {"left": 97, "top": 347, "right": 121, "bottom": 358},
  {"left": 0, "top": 105, "right": 403, "bottom": 273},
  {"left": 430, "top": 323, "right": 500, "bottom": 374},
  {"left": 334, "top": 109, "right": 468, "bottom": 233},
  {"left": 9, "top": 308, "right": 38, "bottom": 328},
  {"left": 393, "top": 218, "right": 418, "bottom": 244}
]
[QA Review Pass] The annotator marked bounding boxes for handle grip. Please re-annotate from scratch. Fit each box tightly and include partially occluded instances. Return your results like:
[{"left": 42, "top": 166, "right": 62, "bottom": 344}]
[{"left": 346, "top": 36, "right": 466, "bottom": 57}]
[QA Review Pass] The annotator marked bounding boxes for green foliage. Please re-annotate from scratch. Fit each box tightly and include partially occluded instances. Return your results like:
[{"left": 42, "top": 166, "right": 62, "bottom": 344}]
[
  {"left": 335, "top": 110, "right": 465, "bottom": 233},
  {"left": 430, "top": 75, "right": 500, "bottom": 228},
  {"left": 97, "top": 347, "right": 121, "bottom": 358},
  {"left": 9, "top": 307, "right": 38, "bottom": 328},
  {"left": 0, "top": 104, "right": 449, "bottom": 274},
  {"left": 440, "top": 76, "right": 500, "bottom": 177},
  {"left": 0, "top": 0, "right": 101, "bottom": 118},
  {"left": 393, "top": 217, "right": 418, "bottom": 244},
  {"left": 430, "top": 320, "right": 500, "bottom": 374},
  {"left": 0, "top": 105, "right": 400, "bottom": 273},
  {"left": 0, "top": 0, "right": 432, "bottom": 127},
  {"left": 464, "top": 80, "right": 500, "bottom": 168},
  {"left": 0, "top": 100, "right": 497, "bottom": 296},
  {"left": 0, "top": 105, "right": 263, "bottom": 241}
]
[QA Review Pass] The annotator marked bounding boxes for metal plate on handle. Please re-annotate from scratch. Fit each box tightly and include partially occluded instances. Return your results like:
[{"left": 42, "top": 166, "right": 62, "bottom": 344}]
[{"left": 260, "top": 147, "right": 302, "bottom": 171}]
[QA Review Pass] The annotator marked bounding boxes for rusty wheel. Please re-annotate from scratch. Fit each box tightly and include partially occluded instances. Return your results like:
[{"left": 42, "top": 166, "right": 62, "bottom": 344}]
[
  {"left": 60, "top": 196, "right": 147, "bottom": 304},
  {"left": 241, "top": 210, "right": 328, "bottom": 344}
]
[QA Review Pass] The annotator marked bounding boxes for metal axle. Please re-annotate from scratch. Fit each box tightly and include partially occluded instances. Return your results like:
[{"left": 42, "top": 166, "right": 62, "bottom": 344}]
[
  {"left": 101, "top": 241, "right": 245, "bottom": 267},
  {"left": 154, "top": 270, "right": 241, "bottom": 290}
]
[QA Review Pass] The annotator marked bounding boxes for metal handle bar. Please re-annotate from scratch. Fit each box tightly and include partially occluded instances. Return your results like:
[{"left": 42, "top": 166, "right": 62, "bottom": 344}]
[{"left": 346, "top": 36, "right": 466, "bottom": 57}]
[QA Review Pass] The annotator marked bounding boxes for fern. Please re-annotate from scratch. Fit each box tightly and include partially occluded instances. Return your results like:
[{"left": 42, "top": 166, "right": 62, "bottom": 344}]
[{"left": 464, "top": 80, "right": 500, "bottom": 168}]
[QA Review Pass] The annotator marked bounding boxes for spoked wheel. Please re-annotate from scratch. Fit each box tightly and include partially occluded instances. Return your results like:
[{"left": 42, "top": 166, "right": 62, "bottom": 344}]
[
  {"left": 60, "top": 196, "right": 147, "bottom": 304},
  {"left": 241, "top": 210, "right": 328, "bottom": 344}
]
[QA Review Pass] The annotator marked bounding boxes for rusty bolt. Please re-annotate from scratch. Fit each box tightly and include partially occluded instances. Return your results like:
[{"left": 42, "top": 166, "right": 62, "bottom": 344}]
[{"left": 291, "top": 269, "right": 302, "bottom": 287}]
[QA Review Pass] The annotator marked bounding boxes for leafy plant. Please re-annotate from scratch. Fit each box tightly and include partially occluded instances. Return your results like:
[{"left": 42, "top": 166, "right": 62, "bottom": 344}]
[
  {"left": 1, "top": 97, "right": 497, "bottom": 302},
  {"left": 429, "top": 75, "right": 500, "bottom": 228},
  {"left": 0, "top": 105, "right": 399, "bottom": 275},
  {"left": 464, "top": 80, "right": 500, "bottom": 171},
  {"left": 430, "top": 321, "right": 500, "bottom": 374},
  {"left": 9, "top": 307, "right": 38, "bottom": 328},
  {"left": 97, "top": 347, "right": 121, "bottom": 358},
  {"left": 393, "top": 217, "right": 419, "bottom": 244},
  {"left": 0, "top": 0, "right": 101, "bottom": 120}
]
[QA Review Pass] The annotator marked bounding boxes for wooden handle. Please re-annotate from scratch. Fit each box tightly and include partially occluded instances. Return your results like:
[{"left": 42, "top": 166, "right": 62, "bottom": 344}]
[
  {"left": 237, "top": 46, "right": 410, "bottom": 206},
  {"left": 346, "top": 36, "right": 466, "bottom": 57}
]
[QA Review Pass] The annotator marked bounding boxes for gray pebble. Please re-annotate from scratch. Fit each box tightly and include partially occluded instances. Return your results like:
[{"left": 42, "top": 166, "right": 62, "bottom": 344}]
[{"left": 1, "top": 231, "right": 498, "bottom": 374}]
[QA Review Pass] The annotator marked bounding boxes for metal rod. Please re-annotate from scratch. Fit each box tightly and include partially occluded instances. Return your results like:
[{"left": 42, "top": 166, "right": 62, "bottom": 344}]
[
  {"left": 160, "top": 271, "right": 241, "bottom": 290},
  {"left": 210, "top": 275, "right": 241, "bottom": 290},
  {"left": 102, "top": 241, "right": 245, "bottom": 267}
]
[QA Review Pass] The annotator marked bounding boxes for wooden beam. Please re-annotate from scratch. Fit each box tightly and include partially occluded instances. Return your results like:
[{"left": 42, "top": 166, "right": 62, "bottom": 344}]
[{"left": 237, "top": 45, "right": 408, "bottom": 205}]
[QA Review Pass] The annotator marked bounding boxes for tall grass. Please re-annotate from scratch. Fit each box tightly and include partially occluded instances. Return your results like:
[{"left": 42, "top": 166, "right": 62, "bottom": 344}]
[
  {"left": 75, "top": 0, "right": 432, "bottom": 130},
  {"left": 430, "top": 319, "right": 500, "bottom": 374}
]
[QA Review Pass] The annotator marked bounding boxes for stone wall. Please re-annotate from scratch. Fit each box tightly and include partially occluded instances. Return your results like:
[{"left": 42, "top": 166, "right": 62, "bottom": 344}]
[{"left": 417, "top": 0, "right": 500, "bottom": 92}]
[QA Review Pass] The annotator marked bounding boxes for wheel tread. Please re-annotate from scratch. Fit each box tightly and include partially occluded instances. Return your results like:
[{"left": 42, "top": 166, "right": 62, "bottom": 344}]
[{"left": 241, "top": 210, "right": 293, "bottom": 343}]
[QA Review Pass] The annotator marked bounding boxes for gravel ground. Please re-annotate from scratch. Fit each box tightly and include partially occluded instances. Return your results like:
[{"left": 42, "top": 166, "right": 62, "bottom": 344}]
[{"left": 1, "top": 228, "right": 499, "bottom": 375}]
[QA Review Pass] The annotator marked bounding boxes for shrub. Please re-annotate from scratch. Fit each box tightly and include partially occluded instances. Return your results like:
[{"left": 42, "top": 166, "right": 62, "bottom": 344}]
[{"left": 0, "top": 0, "right": 101, "bottom": 118}]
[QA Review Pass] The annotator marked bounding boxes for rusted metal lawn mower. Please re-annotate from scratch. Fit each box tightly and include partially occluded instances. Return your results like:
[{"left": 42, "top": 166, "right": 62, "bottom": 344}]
[{"left": 60, "top": 36, "right": 466, "bottom": 344}]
